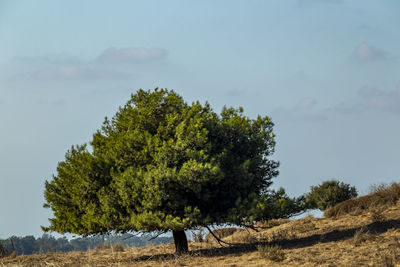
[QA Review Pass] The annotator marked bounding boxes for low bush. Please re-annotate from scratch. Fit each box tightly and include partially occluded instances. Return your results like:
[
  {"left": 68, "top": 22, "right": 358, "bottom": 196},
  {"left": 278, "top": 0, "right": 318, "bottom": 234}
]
[{"left": 305, "top": 180, "right": 357, "bottom": 211}]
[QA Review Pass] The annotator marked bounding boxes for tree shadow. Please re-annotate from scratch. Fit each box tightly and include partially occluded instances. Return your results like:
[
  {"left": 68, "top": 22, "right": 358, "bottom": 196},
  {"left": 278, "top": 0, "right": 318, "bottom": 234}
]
[{"left": 127, "top": 219, "right": 400, "bottom": 262}]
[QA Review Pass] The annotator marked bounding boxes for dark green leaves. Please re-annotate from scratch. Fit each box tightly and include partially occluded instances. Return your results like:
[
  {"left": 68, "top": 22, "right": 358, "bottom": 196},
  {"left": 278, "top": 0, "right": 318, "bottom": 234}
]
[
  {"left": 43, "top": 88, "right": 279, "bottom": 235},
  {"left": 305, "top": 180, "right": 358, "bottom": 210}
]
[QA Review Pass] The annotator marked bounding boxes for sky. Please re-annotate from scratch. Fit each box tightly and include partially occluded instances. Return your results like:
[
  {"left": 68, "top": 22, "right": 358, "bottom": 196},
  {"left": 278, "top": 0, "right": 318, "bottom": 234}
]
[{"left": 0, "top": 0, "right": 399, "bottom": 238}]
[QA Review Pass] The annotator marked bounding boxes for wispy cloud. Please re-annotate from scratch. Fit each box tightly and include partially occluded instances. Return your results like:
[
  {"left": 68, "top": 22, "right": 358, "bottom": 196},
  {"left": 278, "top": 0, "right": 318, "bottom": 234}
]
[
  {"left": 335, "top": 85, "right": 400, "bottom": 113},
  {"left": 353, "top": 43, "right": 386, "bottom": 63},
  {"left": 9, "top": 46, "right": 168, "bottom": 82},
  {"left": 29, "top": 64, "right": 129, "bottom": 81},
  {"left": 274, "top": 83, "right": 400, "bottom": 123},
  {"left": 272, "top": 97, "right": 326, "bottom": 122},
  {"left": 97, "top": 47, "right": 167, "bottom": 63}
]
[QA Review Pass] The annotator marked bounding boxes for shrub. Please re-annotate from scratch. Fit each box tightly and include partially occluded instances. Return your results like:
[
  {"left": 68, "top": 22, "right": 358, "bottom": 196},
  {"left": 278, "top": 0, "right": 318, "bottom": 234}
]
[
  {"left": 269, "top": 228, "right": 290, "bottom": 242},
  {"left": 305, "top": 180, "right": 357, "bottom": 211},
  {"left": 257, "top": 245, "right": 285, "bottom": 261},
  {"left": 370, "top": 182, "right": 400, "bottom": 205}
]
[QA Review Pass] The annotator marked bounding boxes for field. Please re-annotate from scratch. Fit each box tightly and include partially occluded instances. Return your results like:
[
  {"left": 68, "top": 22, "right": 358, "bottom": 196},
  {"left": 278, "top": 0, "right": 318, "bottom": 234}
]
[{"left": 1, "top": 187, "right": 400, "bottom": 267}]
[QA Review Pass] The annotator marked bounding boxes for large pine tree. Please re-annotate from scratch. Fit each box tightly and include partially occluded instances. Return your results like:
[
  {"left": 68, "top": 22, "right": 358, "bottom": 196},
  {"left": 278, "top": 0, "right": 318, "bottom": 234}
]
[{"left": 43, "top": 88, "right": 279, "bottom": 253}]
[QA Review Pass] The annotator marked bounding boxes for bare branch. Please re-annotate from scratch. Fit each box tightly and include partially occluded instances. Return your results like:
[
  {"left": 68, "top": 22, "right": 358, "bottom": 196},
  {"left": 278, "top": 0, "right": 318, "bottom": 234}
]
[
  {"left": 242, "top": 224, "right": 259, "bottom": 232},
  {"left": 147, "top": 231, "right": 166, "bottom": 241},
  {"left": 121, "top": 232, "right": 141, "bottom": 241},
  {"left": 205, "top": 226, "right": 234, "bottom": 246}
]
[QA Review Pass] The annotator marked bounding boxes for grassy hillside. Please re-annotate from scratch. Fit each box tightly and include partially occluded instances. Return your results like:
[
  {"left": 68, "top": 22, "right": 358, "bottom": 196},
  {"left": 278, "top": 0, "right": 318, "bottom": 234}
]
[{"left": 1, "top": 184, "right": 399, "bottom": 266}]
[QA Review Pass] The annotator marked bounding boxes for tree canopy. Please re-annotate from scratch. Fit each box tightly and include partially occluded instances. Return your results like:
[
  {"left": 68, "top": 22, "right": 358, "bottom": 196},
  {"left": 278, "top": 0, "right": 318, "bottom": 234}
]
[
  {"left": 305, "top": 180, "right": 358, "bottom": 211},
  {"left": 43, "top": 88, "right": 279, "bottom": 253}
]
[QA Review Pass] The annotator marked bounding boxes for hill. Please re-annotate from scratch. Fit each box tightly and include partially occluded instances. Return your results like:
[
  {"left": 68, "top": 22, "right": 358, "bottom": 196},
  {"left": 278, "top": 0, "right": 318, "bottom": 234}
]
[{"left": 1, "top": 184, "right": 399, "bottom": 266}]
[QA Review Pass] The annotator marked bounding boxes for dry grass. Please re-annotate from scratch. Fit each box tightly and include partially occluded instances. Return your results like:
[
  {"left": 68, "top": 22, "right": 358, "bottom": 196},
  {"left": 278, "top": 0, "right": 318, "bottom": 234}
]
[
  {"left": 111, "top": 242, "right": 125, "bottom": 252},
  {"left": 325, "top": 182, "right": 400, "bottom": 218},
  {"left": 257, "top": 245, "right": 285, "bottom": 262},
  {"left": 1, "top": 189, "right": 400, "bottom": 266},
  {"left": 255, "top": 218, "right": 290, "bottom": 229},
  {"left": 93, "top": 242, "right": 124, "bottom": 254}
]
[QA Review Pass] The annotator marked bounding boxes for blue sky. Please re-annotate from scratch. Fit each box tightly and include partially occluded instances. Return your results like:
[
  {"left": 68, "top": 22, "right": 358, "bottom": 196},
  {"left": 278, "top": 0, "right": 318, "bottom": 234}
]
[{"left": 0, "top": 0, "right": 399, "bottom": 238}]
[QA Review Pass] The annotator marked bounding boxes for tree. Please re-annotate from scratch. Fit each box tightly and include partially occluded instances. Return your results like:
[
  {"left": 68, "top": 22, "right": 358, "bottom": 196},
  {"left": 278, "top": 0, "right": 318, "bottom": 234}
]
[
  {"left": 43, "top": 88, "right": 279, "bottom": 253},
  {"left": 0, "top": 242, "right": 8, "bottom": 258},
  {"left": 305, "top": 180, "right": 358, "bottom": 211}
]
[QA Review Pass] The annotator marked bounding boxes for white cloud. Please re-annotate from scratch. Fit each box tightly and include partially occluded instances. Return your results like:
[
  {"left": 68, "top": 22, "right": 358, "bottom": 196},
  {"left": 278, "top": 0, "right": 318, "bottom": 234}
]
[
  {"left": 332, "top": 84, "right": 400, "bottom": 114},
  {"left": 272, "top": 98, "right": 326, "bottom": 122},
  {"left": 274, "top": 84, "right": 400, "bottom": 123},
  {"left": 356, "top": 86, "right": 400, "bottom": 113},
  {"left": 353, "top": 43, "right": 386, "bottom": 63},
  {"left": 10, "top": 46, "right": 168, "bottom": 82},
  {"left": 97, "top": 47, "right": 168, "bottom": 63}
]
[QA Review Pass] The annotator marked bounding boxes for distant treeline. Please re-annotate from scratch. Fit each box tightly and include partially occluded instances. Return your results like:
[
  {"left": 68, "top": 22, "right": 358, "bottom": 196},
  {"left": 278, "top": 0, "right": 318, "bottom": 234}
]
[{"left": 0, "top": 233, "right": 172, "bottom": 255}]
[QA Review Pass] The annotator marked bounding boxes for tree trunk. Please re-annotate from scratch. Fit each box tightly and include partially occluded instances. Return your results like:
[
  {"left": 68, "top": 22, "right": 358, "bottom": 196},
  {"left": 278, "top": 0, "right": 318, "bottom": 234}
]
[{"left": 172, "top": 230, "right": 188, "bottom": 254}]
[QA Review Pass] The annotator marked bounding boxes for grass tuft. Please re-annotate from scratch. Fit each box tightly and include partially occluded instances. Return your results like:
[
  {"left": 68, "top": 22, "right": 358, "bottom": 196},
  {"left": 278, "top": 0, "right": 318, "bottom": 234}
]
[
  {"left": 352, "top": 226, "right": 375, "bottom": 246},
  {"left": 257, "top": 244, "right": 285, "bottom": 262}
]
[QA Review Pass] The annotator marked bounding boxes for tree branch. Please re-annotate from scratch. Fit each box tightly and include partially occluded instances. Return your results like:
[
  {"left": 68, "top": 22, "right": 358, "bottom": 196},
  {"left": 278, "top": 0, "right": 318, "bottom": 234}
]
[
  {"left": 121, "top": 232, "right": 141, "bottom": 241},
  {"left": 242, "top": 224, "right": 259, "bottom": 232},
  {"left": 205, "top": 226, "right": 234, "bottom": 246},
  {"left": 147, "top": 231, "right": 166, "bottom": 241}
]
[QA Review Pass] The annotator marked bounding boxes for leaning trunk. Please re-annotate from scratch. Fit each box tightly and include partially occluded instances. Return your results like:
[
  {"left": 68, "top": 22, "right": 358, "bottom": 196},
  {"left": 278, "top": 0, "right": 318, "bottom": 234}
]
[{"left": 172, "top": 230, "right": 188, "bottom": 254}]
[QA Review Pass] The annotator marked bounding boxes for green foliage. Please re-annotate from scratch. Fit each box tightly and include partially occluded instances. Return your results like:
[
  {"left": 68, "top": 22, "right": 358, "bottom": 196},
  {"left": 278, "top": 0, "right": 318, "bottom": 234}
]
[
  {"left": 43, "top": 88, "right": 279, "bottom": 237},
  {"left": 305, "top": 180, "right": 357, "bottom": 211},
  {"left": 252, "top": 188, "right": 306, "bottom": 221},
  {"left": 0, "top": 234, "right": 171, "bottom": 255},
  {"left": 0, "top": 235, "right": 72, "bottom": 255}
]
